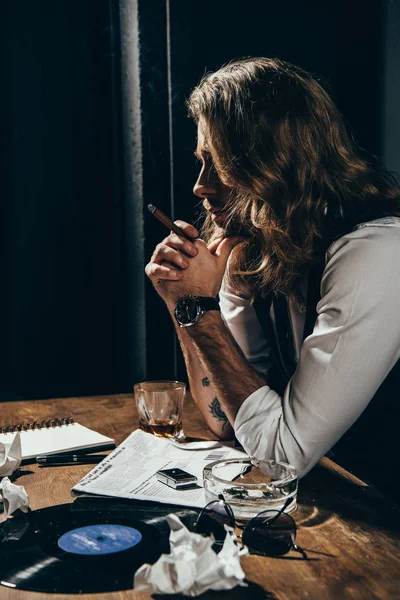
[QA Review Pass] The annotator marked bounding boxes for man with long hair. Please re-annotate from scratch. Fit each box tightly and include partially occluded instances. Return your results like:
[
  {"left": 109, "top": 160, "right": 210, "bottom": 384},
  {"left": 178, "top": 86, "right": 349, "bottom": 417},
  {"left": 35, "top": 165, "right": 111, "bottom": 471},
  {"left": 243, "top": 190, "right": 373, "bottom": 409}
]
[{"left": 145, "top": 58, "right": 400, "bottom": 496}]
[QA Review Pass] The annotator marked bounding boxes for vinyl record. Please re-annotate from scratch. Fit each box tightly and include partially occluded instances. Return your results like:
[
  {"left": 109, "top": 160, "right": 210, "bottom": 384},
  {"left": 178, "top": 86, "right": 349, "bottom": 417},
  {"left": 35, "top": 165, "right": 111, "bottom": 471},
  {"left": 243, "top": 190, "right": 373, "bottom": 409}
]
[{"left": 0, "top": 501, "right": 165, "bottom": 594}]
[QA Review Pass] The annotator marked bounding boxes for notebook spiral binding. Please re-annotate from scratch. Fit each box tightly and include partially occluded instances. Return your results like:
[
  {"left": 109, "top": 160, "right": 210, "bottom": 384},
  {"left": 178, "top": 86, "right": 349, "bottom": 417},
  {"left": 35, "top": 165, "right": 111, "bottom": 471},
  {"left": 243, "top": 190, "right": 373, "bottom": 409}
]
[{"left": 0, "top": 416, "right": 74, "bottom": 434}]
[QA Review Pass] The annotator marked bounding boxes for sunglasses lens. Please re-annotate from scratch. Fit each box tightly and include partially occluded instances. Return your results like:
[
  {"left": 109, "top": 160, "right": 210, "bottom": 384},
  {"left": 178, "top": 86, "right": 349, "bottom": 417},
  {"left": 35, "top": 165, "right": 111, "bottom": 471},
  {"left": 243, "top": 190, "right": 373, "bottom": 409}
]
[
  {"left": 243, "top": 510, "right": 296, "bottom": 556},
  {"left": 195, "top": 500, "right": 235, "bottom": 541}
]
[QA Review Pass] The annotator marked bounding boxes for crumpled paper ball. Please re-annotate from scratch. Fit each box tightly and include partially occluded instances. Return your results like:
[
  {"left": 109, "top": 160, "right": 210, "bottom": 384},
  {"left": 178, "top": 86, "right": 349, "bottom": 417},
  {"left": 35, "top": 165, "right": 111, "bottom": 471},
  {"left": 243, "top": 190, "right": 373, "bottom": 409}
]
[
  {"left": 134, "top": 513, "right": 248, "bottom": 596},
  {"left": 0, "top": 476, "right": 30, "bottom": 516},
  {"left": 0, "top": 431, "right": 22, "bottom": 477}
]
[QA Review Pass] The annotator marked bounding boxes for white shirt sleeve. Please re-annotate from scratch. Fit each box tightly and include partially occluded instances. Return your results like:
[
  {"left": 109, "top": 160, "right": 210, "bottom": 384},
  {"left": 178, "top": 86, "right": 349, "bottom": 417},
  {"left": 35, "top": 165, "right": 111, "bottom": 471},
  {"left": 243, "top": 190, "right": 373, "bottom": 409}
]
[
  {"left": 232, "top": 221, "right": 400, "bottom": 477},
  {"left": 218, "top": 283, "right": 274, "bottom": 380}
]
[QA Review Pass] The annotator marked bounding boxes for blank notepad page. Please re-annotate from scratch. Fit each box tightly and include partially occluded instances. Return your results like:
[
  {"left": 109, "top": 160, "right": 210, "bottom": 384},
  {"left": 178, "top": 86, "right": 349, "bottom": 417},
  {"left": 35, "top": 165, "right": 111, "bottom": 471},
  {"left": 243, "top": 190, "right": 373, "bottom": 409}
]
[{"left": 0, "top": 422, "right": 115, "bottom": 460}]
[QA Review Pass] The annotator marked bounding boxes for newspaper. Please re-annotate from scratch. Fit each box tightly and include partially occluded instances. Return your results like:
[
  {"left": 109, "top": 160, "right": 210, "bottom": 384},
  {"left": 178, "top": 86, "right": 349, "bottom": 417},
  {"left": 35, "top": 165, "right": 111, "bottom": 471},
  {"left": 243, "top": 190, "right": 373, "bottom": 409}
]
[{"left": 71, "top": 429, "right": 247, "bottom": 509}]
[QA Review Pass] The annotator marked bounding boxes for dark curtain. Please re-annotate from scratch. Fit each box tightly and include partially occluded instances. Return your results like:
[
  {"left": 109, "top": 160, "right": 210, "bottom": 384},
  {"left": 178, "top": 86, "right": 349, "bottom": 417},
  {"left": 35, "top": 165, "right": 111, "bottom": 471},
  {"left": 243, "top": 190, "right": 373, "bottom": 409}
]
[{"left": 1, "top": 1, "right": 132, "bottom": 400}]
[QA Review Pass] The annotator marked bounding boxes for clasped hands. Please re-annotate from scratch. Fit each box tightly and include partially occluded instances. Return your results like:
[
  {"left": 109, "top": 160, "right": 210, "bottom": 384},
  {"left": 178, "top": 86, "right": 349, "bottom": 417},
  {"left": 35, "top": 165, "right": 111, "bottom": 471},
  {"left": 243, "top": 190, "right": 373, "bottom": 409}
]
[{"left": 145, "top": 220, "right": 244, "bottom": 308}]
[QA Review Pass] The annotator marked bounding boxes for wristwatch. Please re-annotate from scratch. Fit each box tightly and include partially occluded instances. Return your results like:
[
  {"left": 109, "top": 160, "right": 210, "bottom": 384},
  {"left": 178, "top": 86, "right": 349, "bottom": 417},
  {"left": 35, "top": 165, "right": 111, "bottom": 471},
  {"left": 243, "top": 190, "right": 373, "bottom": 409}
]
[{"left": 174, "top": 295, "right": 220, "bottom": 327}]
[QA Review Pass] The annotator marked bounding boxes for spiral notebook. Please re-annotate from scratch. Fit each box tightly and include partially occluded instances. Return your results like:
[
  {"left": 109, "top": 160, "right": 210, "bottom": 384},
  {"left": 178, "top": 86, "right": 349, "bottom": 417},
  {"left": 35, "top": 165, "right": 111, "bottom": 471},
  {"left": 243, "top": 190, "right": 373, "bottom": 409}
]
[{"left": 0, "top": 417, "right": 115, "bottom": 460}]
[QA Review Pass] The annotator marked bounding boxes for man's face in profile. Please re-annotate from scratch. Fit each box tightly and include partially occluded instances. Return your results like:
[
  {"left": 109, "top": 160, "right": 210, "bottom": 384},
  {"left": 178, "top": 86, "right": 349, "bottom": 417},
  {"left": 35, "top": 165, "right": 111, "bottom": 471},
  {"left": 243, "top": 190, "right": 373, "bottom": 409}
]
[{"left": 192, "top": 123, "right": 234, "bottom": 233}]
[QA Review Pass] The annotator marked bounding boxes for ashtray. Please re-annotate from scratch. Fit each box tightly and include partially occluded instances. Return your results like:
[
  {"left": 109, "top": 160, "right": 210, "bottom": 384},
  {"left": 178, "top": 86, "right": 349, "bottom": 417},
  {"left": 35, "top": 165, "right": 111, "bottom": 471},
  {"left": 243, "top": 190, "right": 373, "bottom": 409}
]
[{"left": 203, "top": 458, "right": 298, "bottom": 520}]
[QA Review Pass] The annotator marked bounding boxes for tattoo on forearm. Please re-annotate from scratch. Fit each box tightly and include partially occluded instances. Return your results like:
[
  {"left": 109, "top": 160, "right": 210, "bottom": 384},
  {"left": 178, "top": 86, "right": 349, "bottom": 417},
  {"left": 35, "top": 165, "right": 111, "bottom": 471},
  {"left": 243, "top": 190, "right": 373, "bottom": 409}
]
[
  {"left": 209, "top": 397, "right": 229, "bottom": 431},
  {"left": 202, "top": 377, "right": 210, "bottom": 387}
]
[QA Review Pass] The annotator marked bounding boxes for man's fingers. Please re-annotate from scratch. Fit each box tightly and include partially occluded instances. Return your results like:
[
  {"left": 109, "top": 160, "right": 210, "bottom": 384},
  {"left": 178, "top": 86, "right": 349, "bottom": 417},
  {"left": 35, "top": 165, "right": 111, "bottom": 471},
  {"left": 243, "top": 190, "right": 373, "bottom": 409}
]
[
  {"left": 151, "top": 237, "right": 198, "bottom": 264},
  {"left": 173, "top": 220, "right": 199, "bottom": 239},
  {"left": 145, "top": 261, "right": 183, "bottom": 280},
  {"left": 168, "top": 234, "right": 198, "bottom": 256},
  {"left": 214, "top": 236, "right": 245, "bottom": 262},
  {"left": 207, "top": 238, "right": 223, "bottom": 254},
  {"left": 150, "top": 245, "right": 189, "bottom": 268}
]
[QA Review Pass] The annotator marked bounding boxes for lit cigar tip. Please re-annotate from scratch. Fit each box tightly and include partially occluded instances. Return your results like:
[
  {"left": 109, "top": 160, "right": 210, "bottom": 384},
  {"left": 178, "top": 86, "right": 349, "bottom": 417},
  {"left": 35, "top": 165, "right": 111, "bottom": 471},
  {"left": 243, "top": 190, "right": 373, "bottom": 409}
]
[{"left": 147, "top": 204, "right": 157, "bottom": 214}]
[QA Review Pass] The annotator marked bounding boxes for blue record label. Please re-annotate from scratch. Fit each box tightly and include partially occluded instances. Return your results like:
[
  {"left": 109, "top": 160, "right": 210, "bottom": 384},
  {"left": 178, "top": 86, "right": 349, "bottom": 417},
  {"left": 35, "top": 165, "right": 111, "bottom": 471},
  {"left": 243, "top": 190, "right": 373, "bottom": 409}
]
[{"left": 57, "top": 524, "right": 142, "bottom": 555}]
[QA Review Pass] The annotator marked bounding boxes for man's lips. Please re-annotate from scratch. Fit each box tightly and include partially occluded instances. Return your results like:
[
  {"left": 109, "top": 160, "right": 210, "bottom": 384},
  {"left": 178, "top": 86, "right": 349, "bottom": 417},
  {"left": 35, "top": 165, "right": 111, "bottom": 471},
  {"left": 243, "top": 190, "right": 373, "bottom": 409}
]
[{"left": 203, "top": 199, "right": 224, "bottom": 213}]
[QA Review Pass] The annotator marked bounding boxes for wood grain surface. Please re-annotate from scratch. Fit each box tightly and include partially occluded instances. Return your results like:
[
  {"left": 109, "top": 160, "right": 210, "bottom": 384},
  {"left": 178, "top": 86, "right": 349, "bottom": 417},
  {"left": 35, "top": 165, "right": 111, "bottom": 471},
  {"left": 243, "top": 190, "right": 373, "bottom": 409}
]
[{"left": 1, "top": 393, "right": 399, "bottom": 600}]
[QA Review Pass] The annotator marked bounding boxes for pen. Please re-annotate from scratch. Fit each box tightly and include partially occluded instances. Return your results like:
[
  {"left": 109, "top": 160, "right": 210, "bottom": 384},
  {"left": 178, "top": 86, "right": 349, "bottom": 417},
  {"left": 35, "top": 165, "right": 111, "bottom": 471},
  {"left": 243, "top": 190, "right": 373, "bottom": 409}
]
[
  {"left": 36, "top": 454, "right": 108, "bottom": 466},
  {"left": 147, "top": 204, "right": 197, "bottom": 241}
]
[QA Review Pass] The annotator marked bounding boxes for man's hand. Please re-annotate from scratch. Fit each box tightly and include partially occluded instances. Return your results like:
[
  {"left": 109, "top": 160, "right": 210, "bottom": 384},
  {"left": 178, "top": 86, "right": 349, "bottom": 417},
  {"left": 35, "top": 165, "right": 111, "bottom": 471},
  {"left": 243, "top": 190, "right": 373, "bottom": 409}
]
[{"left": 145, "top": 220, "right": 244, "bottom": 307}]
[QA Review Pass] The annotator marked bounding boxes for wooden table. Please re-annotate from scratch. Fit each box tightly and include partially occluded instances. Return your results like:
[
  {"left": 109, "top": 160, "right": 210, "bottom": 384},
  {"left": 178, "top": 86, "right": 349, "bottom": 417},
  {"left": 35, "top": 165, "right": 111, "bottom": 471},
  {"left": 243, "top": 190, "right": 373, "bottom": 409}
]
[{"left": 1, "top": 393, "right": 399, "bottom": 600}]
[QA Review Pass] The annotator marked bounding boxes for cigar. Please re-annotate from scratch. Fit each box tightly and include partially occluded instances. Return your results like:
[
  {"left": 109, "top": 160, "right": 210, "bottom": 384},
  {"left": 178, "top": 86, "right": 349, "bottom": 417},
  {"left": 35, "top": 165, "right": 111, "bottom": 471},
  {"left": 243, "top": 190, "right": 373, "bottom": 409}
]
[{"left": 147, "top": 204, "right": 196, "bottom": 241}]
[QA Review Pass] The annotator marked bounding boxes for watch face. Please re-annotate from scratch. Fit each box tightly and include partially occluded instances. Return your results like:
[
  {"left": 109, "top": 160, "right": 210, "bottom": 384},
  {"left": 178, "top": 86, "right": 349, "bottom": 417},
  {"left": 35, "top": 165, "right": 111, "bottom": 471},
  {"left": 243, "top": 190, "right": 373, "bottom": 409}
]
[{"left": 174, "top": 296, "right": 201, "bottom": 326}]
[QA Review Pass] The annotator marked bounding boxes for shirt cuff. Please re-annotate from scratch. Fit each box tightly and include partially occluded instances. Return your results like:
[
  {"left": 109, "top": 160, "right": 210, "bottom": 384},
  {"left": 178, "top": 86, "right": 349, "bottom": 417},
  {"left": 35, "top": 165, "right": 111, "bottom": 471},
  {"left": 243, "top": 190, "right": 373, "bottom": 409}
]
[{"left": 234, "top": 385, "right": 283, "bottom": 457}]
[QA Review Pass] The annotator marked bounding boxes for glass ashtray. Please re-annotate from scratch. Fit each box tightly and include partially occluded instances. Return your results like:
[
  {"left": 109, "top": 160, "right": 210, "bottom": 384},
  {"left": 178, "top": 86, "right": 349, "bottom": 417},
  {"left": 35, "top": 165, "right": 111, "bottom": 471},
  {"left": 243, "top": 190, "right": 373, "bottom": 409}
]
[{"left": 203, "top": 458, "right": 298, "bottom": 520}]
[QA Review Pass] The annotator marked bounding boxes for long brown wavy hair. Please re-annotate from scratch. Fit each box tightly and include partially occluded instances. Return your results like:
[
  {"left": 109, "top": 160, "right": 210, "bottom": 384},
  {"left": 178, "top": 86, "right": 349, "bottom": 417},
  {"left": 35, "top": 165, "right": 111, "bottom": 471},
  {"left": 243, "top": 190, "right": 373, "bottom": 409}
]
[{"left": 187, "top": 57, "right": 400, "bottom": 308}]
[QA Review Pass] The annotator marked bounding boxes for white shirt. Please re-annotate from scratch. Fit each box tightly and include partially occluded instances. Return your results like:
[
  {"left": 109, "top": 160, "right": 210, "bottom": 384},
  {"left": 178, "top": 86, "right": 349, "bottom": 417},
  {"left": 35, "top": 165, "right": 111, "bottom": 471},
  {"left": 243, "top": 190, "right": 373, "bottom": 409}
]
[{"left": 219, "top": 217, "right": 400, "bottom": 477}]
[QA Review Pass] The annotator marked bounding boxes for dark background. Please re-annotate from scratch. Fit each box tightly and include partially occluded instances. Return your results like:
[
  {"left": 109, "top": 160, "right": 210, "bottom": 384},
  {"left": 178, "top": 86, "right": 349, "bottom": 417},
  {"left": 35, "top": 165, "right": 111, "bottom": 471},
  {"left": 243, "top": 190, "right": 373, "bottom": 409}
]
[{"left": 1, "top": 0, "right": 399, "bottom": 401}]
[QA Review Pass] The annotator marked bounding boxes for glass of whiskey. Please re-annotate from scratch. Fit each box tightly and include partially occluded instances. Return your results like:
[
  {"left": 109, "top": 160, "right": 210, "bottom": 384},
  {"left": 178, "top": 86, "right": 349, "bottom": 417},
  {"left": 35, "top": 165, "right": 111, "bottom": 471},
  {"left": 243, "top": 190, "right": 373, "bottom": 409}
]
[{"left": 134, "top": 380, "right": 186, "bottom": 440}]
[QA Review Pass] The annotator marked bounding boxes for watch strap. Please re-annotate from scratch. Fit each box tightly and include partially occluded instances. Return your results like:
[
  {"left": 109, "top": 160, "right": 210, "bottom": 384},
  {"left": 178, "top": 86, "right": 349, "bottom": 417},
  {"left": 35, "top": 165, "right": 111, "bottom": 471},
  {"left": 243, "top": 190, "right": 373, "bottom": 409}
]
[{"left": 196, "top": 296, "right": 220, "bottom": 311}]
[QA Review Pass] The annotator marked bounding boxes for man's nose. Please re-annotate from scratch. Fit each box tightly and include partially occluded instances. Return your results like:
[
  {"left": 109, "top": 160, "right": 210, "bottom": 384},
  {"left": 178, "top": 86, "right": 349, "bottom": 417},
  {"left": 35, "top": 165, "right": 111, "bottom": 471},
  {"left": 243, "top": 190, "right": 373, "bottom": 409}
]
[{"left": 193, "top": 170, "right": 217, "bottom": 198}]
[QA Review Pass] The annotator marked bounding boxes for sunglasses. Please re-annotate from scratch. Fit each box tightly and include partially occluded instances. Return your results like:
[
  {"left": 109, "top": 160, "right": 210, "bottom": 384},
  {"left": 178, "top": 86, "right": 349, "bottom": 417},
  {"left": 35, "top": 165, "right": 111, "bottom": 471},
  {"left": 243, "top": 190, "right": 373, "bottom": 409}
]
[{"left": 194, "top": 495, "right": 307, "bottom": 559}]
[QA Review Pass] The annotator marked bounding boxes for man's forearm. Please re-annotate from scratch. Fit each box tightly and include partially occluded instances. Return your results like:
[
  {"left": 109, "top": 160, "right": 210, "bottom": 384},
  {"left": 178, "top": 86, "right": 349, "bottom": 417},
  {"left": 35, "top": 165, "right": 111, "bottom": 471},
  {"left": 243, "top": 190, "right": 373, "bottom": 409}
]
[
  {"left": 171, "top": 317, "right": 234, "bottom": 439},
  {"left": 179, "top": 310, "right": 267, "bottom": 426}
]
